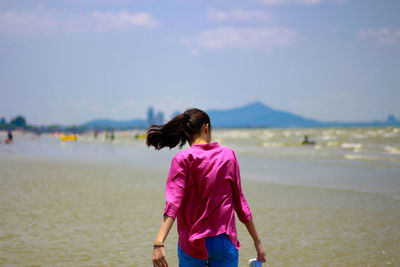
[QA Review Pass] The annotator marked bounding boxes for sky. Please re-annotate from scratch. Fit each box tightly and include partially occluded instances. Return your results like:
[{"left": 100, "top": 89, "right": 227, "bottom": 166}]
[{"left": 0, "top": 0, "right": 399, "bottom": 125}]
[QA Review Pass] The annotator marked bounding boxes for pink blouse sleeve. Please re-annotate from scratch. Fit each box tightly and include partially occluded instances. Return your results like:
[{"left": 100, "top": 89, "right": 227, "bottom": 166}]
[
  {"left": 232, "top": 151, "right": 253, "bottom": 223},
  {"left": 163, "top": 153, "right": 187, "bottom": 220}
]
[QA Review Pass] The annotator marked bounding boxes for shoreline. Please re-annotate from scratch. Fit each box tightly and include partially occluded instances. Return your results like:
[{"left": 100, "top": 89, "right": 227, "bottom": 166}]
[
  {"left": 3, "top": 152, "right": 399, "bottom": 200},
  {"left": 2, "top": 149, "right": 399, "bottom": 201}
]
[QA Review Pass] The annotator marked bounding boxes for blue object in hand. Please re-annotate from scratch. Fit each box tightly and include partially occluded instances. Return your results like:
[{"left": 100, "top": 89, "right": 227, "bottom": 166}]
[{"left": 249, "top": 258, "right": 262, "bottom": 267}]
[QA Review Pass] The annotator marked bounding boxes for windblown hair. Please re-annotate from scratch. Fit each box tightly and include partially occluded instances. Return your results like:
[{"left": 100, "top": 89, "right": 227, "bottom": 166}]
[{"left": 146, "top": 108, "right": 211, "bottom": 150}]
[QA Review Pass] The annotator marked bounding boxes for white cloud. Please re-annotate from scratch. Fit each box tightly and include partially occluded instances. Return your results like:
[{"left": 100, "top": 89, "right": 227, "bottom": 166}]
[
  {"left": 0, "top": 8, "right": 58, "bottom": 34},
  {"left": 191, "top": 48, "right": 200, "bottom": 55},
  {"left": 208, "top": 9, "right": 270, "bottom": 22},
  {"left": 0, "top": 8, "right": 158, "bottom": 34},
  {"left": 186, "top": 27, "right": 297, "bottom": 51},
  {"left": 357, "top": 28, "right": 400, "bottom": 45},
  {"left": 258, "top": 0, "right": 345, "bottom": 5},
  {"left": 90, "top": 10, "right": 157, "bottom": 31}
]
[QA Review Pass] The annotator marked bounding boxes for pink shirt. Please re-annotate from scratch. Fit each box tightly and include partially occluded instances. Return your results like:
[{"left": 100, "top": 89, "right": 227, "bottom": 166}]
[{"left": 163, "top": 142, "right": 252, "bottom": 259}]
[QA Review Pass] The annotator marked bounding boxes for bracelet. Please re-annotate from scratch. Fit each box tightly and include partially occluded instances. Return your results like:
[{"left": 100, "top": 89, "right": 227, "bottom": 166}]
[{"left": 153, "top": 244, "right": 164, "bottom": 248}]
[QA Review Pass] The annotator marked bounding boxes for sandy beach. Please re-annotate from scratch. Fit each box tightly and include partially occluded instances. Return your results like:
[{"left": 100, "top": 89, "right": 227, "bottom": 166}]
[
  {"left": 1, "top": 153, "right": 399, "bottom": 266},
  {"left": 1, "top": 129, "right": 400, "bottom": 266}
]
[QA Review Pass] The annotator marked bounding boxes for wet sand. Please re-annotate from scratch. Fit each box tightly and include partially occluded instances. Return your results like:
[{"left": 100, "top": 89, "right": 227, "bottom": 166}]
[{"left": 1, "top": 154, "right": 399, "bottom": 266}]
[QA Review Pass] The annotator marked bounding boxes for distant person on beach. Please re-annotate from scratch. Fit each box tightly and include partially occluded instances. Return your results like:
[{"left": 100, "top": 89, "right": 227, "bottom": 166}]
[
  {"left": 302, "top": 135, "right": 315, "bottom": 145},
  {"left": 147, "top": 108, "right": 266, "bottom": 267},
  {"left": 7, "top": 129, "right": 13, "bottom": 142}
]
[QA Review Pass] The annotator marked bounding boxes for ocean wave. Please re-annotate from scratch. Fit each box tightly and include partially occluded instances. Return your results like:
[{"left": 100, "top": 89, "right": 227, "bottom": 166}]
[
  {"left": 322, "top": 135, "right": 337, "bottom": 141},
  {"left": 262, "top": 142, "right": 284, "bottom": 148},
  {"left": 260, "top": 130, "right": 275, "bottom": 140},
  {"left": 353, "top": 134, "right": 368, "bottom": 139},
  {"left": 314, "top": 145, "right": 323, "bottom": 150},
  {"left": 384, "top": 146, "right": 400, "bottom": 155},
  {"left": 382, "top": 133, "right": 400, "bottom": 138},
  {"left": 344, "top": 154, "right": 376, "bottom": 161},
  {"left": 341, "top": 143, "right": 362, "bottom": 150},
  {"left": 327, "top": 141, "right": 341, "bottom": 147}
]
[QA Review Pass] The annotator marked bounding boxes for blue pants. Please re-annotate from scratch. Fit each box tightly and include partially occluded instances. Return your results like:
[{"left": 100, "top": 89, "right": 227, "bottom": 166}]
[{"left": 178, "top": 233, "right": 239, "bottom": 267}]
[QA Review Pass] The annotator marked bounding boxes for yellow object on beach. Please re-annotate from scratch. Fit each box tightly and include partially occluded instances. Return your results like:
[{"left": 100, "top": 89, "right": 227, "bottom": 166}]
[
  {"left": 135, "top": 133, "right": 147, "bottom": 140},
  {"left": 60, "top": 134, "right": 78, "bottom": 141}
]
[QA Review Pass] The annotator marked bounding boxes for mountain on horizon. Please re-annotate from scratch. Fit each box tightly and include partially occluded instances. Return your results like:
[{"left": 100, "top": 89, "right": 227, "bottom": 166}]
[
  {"left": 208, "top": 101, "right": 321, "bottom": 128},
  {"left": 82, "top": 101, "right": 400, "bottom": 129}
]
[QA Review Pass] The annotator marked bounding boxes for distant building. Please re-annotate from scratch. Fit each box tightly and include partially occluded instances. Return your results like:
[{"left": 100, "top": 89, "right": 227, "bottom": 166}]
[
  {"left": 147, "top": 107, "right": 154, "bottom": 126},
  {"left": 155, "top": 111, "right": 165, "bottom": 125},
  {"left": 147, "top": 107, "right": 165, "bottom": 125}
]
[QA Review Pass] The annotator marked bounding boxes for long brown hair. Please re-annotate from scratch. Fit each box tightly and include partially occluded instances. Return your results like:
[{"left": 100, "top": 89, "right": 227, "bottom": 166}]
[{"left": 146, "top": 108, "right": 211, "bottom": 150}]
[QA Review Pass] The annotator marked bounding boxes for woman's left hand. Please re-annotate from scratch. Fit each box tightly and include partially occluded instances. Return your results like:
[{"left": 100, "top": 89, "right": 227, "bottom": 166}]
[{"left": 153, "top": 247, "right": 168, "bottom": 267}]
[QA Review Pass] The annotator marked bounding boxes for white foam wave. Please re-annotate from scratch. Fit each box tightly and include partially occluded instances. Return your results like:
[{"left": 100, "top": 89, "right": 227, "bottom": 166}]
[
  {"left": 344, "top": 154, "right": 376, "bottom": 161},
  {"left": 327, "top": 141, "right": 341, "bottom": 147},
  {"left": 261, "top": 130, "right": 275, "bottom": 140},
  {"left": 384, "top": 146, "right": 400, "bottom": 154},
  {"left": 353, "top": 134, "right": 367, "bottom": 139},
  {"left": 314, "top": 145, "right": 323, "bottom": 150},
  {"left": 262, "top": 142, "right": 283, "bottom": 148},
  {"left": 341, "top": 143, "right": 362, "bottom": 149},
  {"left": 322, "top": 135, "right": 336, "bottom": 141},
  {"left": 383, "top": 133, "right": 398, "bottom": 138}
]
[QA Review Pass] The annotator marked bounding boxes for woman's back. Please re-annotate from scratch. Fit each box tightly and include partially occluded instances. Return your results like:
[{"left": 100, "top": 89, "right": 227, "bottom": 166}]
[{"left": 165, "top": 142, "right": 252, "bottom": 259}]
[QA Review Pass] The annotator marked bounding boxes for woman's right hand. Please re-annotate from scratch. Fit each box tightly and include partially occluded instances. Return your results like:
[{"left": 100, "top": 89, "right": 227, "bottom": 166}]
[
  {"left": 152, "top": 247, "right": 168, "bottom": 267},
  {"left": 254, "top": 241, "right": 266, "bottom": 262}
]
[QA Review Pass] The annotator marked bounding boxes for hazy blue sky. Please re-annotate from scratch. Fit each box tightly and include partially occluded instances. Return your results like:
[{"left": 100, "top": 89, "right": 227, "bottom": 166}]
[{"left": 1, "top": 0, "right": 399, "bottom": 125}]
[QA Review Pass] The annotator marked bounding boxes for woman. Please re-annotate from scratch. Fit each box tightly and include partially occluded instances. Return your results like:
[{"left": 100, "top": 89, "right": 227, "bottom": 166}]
[{"left": 147, "top": 108, "right": 266, "bottom": 267}]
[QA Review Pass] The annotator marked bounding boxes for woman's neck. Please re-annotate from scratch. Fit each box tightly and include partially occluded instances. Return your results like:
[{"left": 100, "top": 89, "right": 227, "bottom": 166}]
[{"left": 190, "top": 136, "right": 209, "bottom": 146}]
